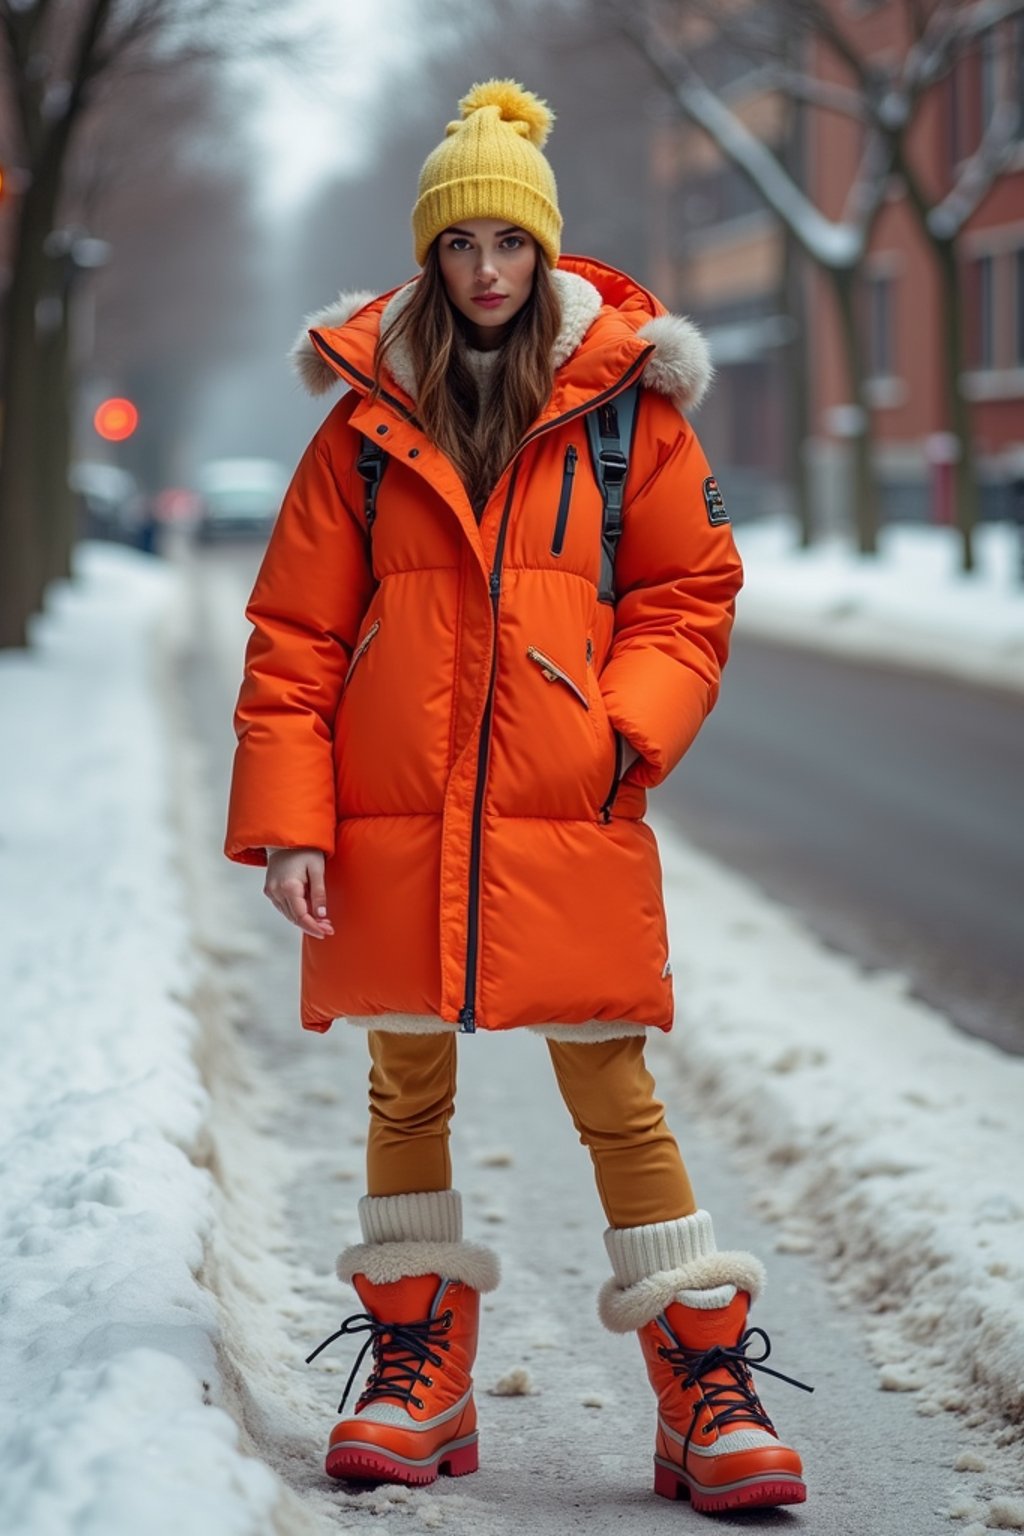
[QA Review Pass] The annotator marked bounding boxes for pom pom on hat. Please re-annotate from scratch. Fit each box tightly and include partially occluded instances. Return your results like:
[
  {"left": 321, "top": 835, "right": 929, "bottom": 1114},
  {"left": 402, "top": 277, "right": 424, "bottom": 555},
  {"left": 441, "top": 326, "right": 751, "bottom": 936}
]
[
  {"left": 453, "top": 80, "right": 554, "bottom": 148},
  {"left": 412, "top": 78, "right": 562, "bottom": 268}
]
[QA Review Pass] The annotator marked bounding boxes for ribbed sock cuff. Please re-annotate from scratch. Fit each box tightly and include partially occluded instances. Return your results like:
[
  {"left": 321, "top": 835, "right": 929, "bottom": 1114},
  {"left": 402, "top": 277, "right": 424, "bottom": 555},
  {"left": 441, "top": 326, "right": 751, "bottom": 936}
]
[
  {"left": 603, "top": 1210, "right": 717, "bottom": 1288},
  {"left": 358, "top": 1189, "right": 463, "bottom": 1245}
]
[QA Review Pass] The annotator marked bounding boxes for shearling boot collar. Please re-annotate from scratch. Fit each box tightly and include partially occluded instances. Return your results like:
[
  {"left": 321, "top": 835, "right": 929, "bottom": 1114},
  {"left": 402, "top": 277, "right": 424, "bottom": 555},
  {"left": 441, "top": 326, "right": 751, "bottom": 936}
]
[{"left": 290, "top": 268, "right": 713, "bottom": 414}]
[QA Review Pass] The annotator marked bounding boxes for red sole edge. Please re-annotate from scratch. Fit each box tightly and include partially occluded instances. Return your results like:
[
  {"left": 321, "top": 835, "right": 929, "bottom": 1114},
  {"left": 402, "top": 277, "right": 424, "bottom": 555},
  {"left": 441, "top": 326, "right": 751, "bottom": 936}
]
[
  {"left": 326, "top": 1440, "right": 479, "bottom": 1486},
  {"left": 654, "top": 1461, "right": 806, "bottom": 1511}
]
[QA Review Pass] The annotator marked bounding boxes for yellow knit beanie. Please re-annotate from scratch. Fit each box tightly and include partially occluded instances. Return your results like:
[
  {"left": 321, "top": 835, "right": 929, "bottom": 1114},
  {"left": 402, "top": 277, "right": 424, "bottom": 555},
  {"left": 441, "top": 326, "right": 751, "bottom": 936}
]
[{"left": 412, "top": 80, "right": 562, "bottom": 268}]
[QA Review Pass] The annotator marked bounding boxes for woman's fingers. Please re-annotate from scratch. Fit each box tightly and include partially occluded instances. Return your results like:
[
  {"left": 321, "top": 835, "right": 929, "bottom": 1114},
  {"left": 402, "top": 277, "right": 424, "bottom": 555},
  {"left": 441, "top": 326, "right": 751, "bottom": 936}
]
[{"left": 264, "top": 850, "right": 334, "bottom": 938}]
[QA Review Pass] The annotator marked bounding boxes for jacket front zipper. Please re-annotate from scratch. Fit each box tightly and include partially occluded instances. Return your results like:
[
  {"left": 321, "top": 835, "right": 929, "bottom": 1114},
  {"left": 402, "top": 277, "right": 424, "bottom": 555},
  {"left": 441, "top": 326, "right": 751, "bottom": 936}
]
[
  {"left": 344, "top": 618, "right": 380, "bottom": 688},
  {"left": 598, "top": 730, "right": 625, "bottom": 823},
  {"left": 455, "top": 358, "right": 652, "bottom": 1034},
  {"left": 459, "top": 466, "right": 521, "bottom": 1034},
  {"left": 307, "top": 352, "right": 649, "bottom": 1034},
  {"left": 550, "top": 444, "right": 577, "bottom": 556},
  {"left": 525, "top": 646, "right": 589, "bottom": 710}
]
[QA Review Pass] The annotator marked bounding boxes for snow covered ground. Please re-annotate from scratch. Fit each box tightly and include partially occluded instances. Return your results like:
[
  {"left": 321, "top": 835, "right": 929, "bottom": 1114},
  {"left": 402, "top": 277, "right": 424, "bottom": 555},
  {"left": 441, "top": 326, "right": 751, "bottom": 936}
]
[
  {"left": 734, "top": 517, "right": 1024, "bottom": 692},
  {"left": 0, "top": 547, "right": 280, "bottom": 1535},
  {"left": 0, "top": 540, "right": 1021, "bottom": 1534}
]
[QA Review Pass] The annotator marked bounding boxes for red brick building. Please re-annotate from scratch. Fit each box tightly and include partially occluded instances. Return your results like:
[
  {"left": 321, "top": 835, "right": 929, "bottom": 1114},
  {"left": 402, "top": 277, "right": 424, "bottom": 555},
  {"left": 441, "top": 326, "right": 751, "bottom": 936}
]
[{"left": 649, "top": 2, "right": 1024, "bottom": 528}]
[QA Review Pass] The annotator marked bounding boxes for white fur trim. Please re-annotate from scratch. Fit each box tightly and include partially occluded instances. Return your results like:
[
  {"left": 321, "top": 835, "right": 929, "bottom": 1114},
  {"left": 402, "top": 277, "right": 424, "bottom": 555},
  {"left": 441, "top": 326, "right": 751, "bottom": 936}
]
[
  {"left": 287, "top": 268, "right": 714, "bottom": 412},
  {"left": 345, "top": 1012, "right": 648, "bottom": 1040},
  {"left": 337, "top": 1239, "right": 501, "bottom": 1292},
  {"left": 598, "top": 1253, "right": 767, "bottom": 1333},
  {"left": 345, "top": 1013, "right": 459, "bottom": 1035},
  {"left": 604, "top": 1211, "right": 717, "bottom": 1288},
  {"left": 359, "top": 1190, "right": 462, "bottom": 1245},
  {"left": 290, "top": 290, "right": 375, "bottom": 395},
  {"left": 376, "top": 281, "right": 419, "bottom": 400},
  {"left": 528, "top": 1019, "right": 649, "bottom": 1043},
  {"left": 550, "top": 269, "right": 603, "bottom": 368},
  {"left": 637, "top": 313, "right": 714, "bottom": 413}
]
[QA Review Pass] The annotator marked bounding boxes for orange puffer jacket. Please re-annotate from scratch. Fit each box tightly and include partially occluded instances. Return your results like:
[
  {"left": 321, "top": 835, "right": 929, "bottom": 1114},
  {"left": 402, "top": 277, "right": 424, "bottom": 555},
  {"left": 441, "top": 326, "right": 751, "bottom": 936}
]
[{"left": 225, "top": 256, "right": 743, "bottom": 1039}]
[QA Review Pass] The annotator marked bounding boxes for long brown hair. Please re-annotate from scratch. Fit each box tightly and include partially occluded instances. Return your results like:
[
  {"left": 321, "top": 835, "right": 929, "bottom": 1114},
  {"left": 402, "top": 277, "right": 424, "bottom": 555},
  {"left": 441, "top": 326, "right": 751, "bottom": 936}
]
[{"left": 373, "top": 242, "right": 561, "bottom": 511}]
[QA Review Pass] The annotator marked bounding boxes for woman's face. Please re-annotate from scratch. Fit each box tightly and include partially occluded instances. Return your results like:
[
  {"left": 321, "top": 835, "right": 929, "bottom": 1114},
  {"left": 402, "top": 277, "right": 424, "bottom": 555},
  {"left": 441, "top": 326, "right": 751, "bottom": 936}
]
[{"left": 437, "top": 219, "right": 538, "bottom": 349}]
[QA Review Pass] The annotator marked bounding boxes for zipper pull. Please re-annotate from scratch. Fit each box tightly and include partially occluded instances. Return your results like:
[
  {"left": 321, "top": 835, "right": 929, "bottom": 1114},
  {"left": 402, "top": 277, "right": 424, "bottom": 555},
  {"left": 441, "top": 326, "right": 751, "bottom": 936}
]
[
  {"left": 489, "top": 571, "right": 501, "bottom": 599},
  {"left": 458, "top": 1006, "right": 477, "bottom": 1034},
  {"left": 565, "top": 443, "right": 578, "bottom": 476}
]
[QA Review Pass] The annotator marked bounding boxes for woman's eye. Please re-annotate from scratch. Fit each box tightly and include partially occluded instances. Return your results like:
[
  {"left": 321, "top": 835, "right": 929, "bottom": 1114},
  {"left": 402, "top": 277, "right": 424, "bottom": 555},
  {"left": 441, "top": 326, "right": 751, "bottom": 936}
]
[
  {"left": 448, "top": 238, "right": 472, "bottom": 251},
  {"left": 501, "top": 236, "right": 524, "bottom": 249}
]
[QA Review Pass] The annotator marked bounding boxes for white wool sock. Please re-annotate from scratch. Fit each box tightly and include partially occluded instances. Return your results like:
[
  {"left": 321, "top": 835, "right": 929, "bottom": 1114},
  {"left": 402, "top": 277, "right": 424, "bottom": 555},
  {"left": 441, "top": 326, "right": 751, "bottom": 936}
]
[
  {"left": 598, "top": 1212, "right": 767, "bottom": 1333},
  {"left": 358, "top": 1189, "right": 462, "bottom": 1246},
  {"left": 604, "top": 1210, "right": 717, "bottom": 1287}
]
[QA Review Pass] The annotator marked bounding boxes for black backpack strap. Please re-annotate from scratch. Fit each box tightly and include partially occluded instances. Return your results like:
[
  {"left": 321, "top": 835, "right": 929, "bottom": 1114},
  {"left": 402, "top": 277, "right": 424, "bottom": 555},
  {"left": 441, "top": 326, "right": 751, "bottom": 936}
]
[
  {"left": 355, "top": 436, "right": 387, "bottom": 532},
  {"left": 585, "top": 384, "right": 640, "bottom": 604}
]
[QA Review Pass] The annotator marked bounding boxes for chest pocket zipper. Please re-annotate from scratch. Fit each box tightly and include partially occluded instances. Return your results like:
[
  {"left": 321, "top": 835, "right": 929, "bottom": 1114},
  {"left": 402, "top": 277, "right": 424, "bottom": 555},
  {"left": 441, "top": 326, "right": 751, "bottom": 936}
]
[
  {"left": 526, "top": 645, "right": 589, "bottom": 709},
  {"left": 550, "top": 444, "right": 578, "bottom": 557},
  {"left": 344, "top": 619, "right": 380, "bottom": 689}
]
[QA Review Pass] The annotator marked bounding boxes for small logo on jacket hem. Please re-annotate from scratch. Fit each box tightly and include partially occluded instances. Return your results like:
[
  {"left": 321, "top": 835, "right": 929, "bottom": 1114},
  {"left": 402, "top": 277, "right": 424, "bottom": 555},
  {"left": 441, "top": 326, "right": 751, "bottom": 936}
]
[{"left": 703, "top": 476, "right": 730, "bottom": 526}]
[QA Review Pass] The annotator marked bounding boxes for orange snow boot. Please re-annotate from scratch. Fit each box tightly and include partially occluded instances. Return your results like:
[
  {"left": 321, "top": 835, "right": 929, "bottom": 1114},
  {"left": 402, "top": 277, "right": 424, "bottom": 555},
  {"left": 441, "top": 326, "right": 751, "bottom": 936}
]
[
  {"left": 308, "top": 1271, "right": 481, "bottom": 1484},
  {"left": 640, "top": 1287, "right": 810, "bottom": 1512},
  {"left": 306, "top": 1192, "right": 499, "bottom": 1486},
  {"left": 600, "top": 1211, "right": 811, "bottom": 1515}
]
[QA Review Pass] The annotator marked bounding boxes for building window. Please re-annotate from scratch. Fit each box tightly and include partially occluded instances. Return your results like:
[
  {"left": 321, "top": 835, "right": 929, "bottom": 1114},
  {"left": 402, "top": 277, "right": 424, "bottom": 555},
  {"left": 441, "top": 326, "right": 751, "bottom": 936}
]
[
  {"left": 865, "top": 273, "right": 895, "bottom": 379},
  {"left": 1016, "top": 250, "right": 1024, "bottom": 366},
  {"left": 968, "top": 254, "right": 996, "bottom": 370},
  {"left": 948, "top": 58, "right": 962, "bottom": 166},
  {"left": 980, "top": 28, "right": 999, "bottom": 134}
]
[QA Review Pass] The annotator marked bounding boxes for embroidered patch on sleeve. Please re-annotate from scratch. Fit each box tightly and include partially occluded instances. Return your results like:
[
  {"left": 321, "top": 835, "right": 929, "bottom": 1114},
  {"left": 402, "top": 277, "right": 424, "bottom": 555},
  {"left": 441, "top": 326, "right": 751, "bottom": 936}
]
[{"left": 703, "top": 476, "right": 730, "bottom": 526}]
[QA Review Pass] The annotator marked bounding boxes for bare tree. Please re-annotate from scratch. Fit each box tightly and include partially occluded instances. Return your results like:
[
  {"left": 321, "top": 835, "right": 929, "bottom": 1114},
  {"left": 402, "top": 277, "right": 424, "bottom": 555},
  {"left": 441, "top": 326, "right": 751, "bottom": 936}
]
[
  {"left": 596, "top": 0, "right": 1024, "bottom": 566},
  {"left": 0, "top": 0, "right": 310, "bottom": 647}
]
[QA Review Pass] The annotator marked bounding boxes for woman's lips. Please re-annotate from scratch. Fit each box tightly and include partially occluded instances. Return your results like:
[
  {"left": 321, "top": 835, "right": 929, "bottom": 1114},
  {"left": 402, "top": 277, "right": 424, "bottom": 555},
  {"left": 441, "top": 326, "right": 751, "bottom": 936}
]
[{"left": 472, "top": 294, "right": 507, "bottom": 309}]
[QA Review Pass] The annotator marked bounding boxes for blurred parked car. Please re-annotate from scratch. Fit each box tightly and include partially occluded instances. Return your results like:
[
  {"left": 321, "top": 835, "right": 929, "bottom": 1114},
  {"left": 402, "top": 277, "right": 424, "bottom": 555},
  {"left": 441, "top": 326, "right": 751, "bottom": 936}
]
[
  {"left": 69, "top": 461, "right": 146, "bottom": 545},
  {"left": 196, "top": 457, "right": 288, "bottom": 540}
]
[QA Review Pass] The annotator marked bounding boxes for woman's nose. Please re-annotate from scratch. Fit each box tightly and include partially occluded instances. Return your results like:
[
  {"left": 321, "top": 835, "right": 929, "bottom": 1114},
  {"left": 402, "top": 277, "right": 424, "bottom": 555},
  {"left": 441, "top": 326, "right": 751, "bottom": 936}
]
[{"left": 476, "top": 253, "right": 498, "bottom": 280}]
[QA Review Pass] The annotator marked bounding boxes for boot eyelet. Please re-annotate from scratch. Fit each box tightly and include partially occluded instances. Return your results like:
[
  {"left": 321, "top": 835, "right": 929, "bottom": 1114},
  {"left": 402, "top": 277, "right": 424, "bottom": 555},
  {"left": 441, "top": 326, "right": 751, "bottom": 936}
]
[
  {"left": 423, "top": 1376, "right": 433, "bottom": 1388},
  {"left": 442, "top": 1311, "right": 453, "bottom": 1328},
  {"left": 413, "top": 1396, "right": 424, "bottom": 1409}
]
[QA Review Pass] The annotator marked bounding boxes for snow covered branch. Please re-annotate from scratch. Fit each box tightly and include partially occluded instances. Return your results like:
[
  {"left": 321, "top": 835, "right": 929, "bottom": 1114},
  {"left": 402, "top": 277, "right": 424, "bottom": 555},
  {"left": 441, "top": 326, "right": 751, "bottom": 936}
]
[
  {"left": 615, "top": 7, "right": 863, "bottom": 267},
  {"left": 929, "top": 99, "right": 1024, "bottom": 238}
]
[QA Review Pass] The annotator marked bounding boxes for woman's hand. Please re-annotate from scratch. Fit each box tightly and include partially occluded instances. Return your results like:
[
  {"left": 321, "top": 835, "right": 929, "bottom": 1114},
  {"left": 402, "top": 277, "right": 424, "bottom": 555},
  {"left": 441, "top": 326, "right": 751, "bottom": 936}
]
[{"left": 263, "top": 848, "right": 335, "bottom": 939}]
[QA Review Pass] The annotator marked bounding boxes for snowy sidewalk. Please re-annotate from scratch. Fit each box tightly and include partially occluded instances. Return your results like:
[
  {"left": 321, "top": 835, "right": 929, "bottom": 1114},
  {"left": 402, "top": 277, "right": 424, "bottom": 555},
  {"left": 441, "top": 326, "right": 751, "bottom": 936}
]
[
  {"left": 1, "top": 545, "right": 1021, "bottom": 1534},
  {"left": 0, "top": 547, "right": 280, "bottom": 1534},
  {"left": 734, "top": 518, "right": 1024, "bottom": 693}
]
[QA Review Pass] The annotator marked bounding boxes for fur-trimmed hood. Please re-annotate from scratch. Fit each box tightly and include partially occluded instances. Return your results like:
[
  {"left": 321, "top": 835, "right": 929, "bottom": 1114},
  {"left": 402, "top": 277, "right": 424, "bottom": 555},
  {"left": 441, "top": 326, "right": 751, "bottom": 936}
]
[{"left": 290, "top": 257, "right": 714, "bottom": 416}]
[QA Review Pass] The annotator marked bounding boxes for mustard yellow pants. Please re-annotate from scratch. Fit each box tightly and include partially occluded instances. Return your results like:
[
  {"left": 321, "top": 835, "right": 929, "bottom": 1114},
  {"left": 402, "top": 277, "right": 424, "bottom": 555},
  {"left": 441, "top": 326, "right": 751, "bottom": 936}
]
[{"left": 366, "top": 1030, "right": 696, "bottom": 1228}]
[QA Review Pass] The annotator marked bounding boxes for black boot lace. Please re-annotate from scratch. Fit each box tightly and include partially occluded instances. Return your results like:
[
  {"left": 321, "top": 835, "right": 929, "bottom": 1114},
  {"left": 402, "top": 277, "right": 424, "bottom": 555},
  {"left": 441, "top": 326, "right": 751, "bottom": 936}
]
[
  {"left": 306, "top": 1307, "right": 454, "bottom": 1415},
  {"left": 658, "top": 1325, "right": 813, "bottom": 1455}
]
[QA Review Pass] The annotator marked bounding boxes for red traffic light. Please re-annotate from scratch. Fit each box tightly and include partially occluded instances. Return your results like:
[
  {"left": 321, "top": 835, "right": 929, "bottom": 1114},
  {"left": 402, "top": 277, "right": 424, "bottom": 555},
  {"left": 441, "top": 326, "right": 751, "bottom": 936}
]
[{"left": 94, "top": 397, "right": 138, "bottom": 442}]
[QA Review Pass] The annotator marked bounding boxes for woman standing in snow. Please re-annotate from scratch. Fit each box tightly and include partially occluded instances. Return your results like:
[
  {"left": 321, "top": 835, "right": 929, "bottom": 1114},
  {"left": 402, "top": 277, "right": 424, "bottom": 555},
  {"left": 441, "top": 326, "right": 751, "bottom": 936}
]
[{"left": 226, "top": 80, "right": 809, "bottom": 1513}]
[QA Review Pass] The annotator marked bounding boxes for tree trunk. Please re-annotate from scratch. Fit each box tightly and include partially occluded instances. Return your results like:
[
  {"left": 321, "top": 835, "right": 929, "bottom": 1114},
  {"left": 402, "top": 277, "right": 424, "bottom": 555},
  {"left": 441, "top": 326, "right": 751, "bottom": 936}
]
[
  {"left": 779, "top": 68, "right": 812, "bottom": 548},
  {"left": 38, "top": 270, "right": 76, "bottom": 588},
  {"left": 935, "top": 236, "right": 978, "bottom": 574},
  {"left": 0, "top": 147, "right": 66, "bottom": 646},
  {"left": 830, "top": 266, "right": 878, "bottom": 556}
]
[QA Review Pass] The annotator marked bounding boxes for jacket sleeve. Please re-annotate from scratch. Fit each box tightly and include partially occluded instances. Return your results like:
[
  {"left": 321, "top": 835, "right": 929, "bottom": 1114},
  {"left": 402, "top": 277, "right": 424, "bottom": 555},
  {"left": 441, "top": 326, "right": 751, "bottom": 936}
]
[
  {"left": 224, "top": 406, "right": 376, "bottom": 865},
  {"left": 598, "top": 398, "right": 743, "bottom": 790}
]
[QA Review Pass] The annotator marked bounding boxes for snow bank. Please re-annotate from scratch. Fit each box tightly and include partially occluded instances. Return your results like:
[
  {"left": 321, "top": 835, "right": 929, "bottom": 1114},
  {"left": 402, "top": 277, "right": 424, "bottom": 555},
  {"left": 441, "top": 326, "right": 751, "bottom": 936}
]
[
  {"left": 655, "top": 817, "right": 1024, "bottom": 1442},
  {"left": 0, "top": 547, "right": 280, "bottom": 1535},
  {"left": 734, "top": 518, "right": 1024, "bottom": 692}
]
